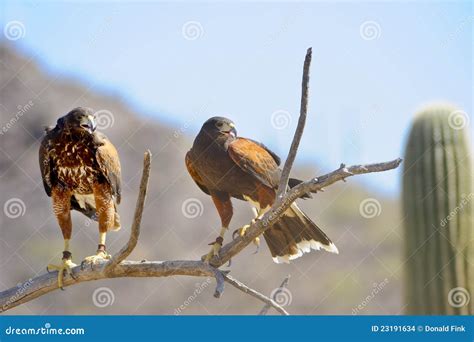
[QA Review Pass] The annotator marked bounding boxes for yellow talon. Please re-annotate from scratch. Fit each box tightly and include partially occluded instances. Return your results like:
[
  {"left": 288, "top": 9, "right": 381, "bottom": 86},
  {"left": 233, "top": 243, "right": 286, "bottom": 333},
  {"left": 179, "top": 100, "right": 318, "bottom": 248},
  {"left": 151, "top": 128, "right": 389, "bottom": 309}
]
[
  {"left": 203, "top": 237, "right": 223, "bottom": 263},
  {"left": 253, "top": 236, "right": 260, "bottom": 254},
  {"left": 47, "top": 258, "right": 77, "bottom": 290},
  {"left": 81, "top": 250, "right": 111, "bottom": 269},
  {"left": 232, "top": 222, "right": 260, "bottom": 252}
]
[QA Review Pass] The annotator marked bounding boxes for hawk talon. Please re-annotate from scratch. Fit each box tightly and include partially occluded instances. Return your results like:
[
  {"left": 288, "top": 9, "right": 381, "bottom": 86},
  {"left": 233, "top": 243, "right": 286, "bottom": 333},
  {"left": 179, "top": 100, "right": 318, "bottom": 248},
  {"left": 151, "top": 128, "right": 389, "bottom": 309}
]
[
  {"left": 233, "top": 224, "right": 260, "bottom": 251},
  {"left": 82, "top": 250, "right": 112, "bottom": 269},
  {"left": 80, "top": 260, "right": 94, "bottom": 271},
  {"left": 47, "top": 258, "right": 77, "bottom": 289},
  {"left": 252, "top": 244, "right": 260, "bottom": 254},
  {"left": 203, "top": 237, "right": 223, "bottom": 263}
]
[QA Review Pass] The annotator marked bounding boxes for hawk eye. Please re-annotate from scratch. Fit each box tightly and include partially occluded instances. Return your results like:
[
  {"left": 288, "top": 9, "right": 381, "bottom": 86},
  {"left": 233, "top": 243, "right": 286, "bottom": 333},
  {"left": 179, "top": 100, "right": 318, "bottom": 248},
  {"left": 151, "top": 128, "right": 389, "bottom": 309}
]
[{"left": 216, "top": 122, "right": 223, "bottom": 128}]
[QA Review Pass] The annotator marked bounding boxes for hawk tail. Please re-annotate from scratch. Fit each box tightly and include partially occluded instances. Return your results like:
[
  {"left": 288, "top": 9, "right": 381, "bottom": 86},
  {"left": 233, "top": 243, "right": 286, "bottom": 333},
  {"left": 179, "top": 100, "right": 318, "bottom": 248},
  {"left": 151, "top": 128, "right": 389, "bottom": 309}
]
[
  {"left": 70, "top": 194, "right": 121, "bottom": 231},
  {"left": 263, "top": 203, "right": 338, "bottom": 263}
]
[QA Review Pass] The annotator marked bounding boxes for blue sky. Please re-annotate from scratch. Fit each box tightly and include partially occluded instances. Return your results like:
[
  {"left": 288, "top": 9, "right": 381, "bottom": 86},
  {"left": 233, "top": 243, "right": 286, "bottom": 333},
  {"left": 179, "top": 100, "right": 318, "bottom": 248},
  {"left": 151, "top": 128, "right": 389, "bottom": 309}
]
[{"left": 1, "top": 1, "right": 472, "bottom": 196}]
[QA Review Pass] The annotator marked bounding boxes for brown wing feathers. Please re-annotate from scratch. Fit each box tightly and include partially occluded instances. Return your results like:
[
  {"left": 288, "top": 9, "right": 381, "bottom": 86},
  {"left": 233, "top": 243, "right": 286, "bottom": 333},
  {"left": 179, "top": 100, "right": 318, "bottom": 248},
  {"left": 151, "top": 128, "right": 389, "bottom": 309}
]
[
  {"left": 185, "top": 152, "right": 210, "bottom": 195},
  {"left": 94, "top": 133, "right": 122, "bottom": 204},
  {"left": 227, "top": 138, "right": 280, "bottom": 189}
]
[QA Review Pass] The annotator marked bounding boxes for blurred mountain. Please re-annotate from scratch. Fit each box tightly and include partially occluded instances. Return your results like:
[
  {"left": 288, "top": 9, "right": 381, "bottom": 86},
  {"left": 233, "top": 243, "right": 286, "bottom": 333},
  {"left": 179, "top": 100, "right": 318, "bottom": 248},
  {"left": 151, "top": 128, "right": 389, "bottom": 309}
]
[{"left": 0, "top": 44, "right": 403, "bottom": 315}]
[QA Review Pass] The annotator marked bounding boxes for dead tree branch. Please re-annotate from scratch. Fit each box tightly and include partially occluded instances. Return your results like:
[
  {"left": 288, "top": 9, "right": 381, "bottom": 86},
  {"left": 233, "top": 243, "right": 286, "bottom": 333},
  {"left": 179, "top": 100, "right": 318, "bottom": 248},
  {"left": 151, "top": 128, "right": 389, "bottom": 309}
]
[
  {"left": 105, "top": 150, "right": 151, "bottom": 272},
  {"left": 224, "top": 274, "right": 289, "bottom": 315},
  {"left": 259, "top": 275, "right": 290, "bottom": 315},
  {"left": 209, "top": 158, "right": 402, "bottom": 267},
  {"left": 0, "top": 151, "right": 286, "bottom": 313},
  {"left": 276, "top": 47, "right": 311, "bottom": 200},
  {"left": 0, "top": 48, "right": 402, "bottom": 314}
]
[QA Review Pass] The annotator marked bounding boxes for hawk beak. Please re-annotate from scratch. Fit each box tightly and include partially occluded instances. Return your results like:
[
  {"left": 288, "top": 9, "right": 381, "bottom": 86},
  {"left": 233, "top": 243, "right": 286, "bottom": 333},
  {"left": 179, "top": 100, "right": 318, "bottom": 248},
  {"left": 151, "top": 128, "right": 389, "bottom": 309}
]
[
  {"left": 80, "top": 115, "right": 96, "bottom": 133},
  {"left": 228, "top": 123, "right": 237, "bottom": 138},
  {"left": 88, "top": 115, "right": 97, "bottom": 132}
]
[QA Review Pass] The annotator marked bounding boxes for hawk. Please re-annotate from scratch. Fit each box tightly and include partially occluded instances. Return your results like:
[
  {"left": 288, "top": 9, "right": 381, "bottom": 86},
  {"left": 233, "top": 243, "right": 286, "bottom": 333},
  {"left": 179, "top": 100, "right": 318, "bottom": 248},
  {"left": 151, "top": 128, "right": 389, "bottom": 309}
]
[
  {"left": 186, "top": 117, "right": 338, "bottom": 263},
  {"left": 39, "top": 107, "right": 121, "bottom": 289}
]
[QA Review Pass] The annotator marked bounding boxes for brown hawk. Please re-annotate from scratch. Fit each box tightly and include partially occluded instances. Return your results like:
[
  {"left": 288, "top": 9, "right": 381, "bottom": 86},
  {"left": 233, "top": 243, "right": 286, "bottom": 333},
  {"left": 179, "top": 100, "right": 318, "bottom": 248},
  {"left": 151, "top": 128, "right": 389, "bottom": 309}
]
[
  {"left": 39, "top": 107, "right": 121, "bottom": 288},
  {"left": 186, "top": 117, "right": 338, "bottom": 262}
]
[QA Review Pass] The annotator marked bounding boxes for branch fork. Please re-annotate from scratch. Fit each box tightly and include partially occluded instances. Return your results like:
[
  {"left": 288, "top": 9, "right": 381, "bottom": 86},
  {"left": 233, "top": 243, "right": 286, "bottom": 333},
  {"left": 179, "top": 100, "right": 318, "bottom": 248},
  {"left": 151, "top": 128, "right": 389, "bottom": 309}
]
[{"left": 0, "top": 48, "right": 402, "bottom": 314}]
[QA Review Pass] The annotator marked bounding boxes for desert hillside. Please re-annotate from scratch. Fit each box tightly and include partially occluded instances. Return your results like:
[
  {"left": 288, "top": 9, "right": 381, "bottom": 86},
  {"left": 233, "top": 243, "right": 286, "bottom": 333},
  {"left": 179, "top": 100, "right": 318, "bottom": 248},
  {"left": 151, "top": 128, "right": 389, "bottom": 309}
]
[{"left": 0, "top": 44, "right": 402, "bottom": 315}]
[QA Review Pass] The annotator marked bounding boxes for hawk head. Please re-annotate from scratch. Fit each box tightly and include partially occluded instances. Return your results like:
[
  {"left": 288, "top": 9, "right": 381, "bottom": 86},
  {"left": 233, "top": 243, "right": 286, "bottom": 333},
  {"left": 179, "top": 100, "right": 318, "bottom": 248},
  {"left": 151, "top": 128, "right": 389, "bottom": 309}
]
[
  {"left": 200, "top": 116, "right": 237, "bottom": 140},
  {"left": 57, "top": 107, "right": 97, "bottom": 134}
]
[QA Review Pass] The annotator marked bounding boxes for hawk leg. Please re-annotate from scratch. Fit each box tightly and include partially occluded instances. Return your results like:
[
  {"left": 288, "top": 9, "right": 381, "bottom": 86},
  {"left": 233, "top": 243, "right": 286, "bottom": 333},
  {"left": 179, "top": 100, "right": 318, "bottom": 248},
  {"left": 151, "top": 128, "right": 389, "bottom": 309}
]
[
  {"left": 202, "top": 192, "right": 233, "bottom": 263},
  {"left": 47, "top": 242, "right": 77, "bottom": 290},
  {"left": 232, "top": 207, "right": 261, "bottom": 253},
  {"left": 203, "top": 226, "right": 227, "bottom": 262},
  {"left": 81, "top": 233, "right": 111, "bottom": 269},
  {"left": 48, "top": 188, "right": 77, "bottom": 289},
  {"left": 82, "top": 184, "right": 115, "bottom": 269}
]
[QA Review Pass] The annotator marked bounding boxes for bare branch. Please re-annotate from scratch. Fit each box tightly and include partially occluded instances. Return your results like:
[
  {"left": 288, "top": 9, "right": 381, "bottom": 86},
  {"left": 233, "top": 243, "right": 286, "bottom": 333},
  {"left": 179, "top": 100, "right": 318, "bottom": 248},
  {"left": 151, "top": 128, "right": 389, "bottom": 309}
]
[
  {"left": 212, "top": 269, "right": 229, "bottom": 298},
  {"left": 0, "top": 150, "right": 244, "bottom": 312},
  {"left": 0, "top": 48, "right": 403, "bottom": 313},
  {"left": 259, "top": 275, "right": 290, "bottom": 315},
  {"left": 105, "top": 150, "right": 152, "bottom": 272},
  {"left": 224, "top": 274, "right": 289, "bottom": 315},
  {"left": 0, "top": 142, "right": 401, "bottom": 313},
  {"left": 0, "top": 260, "right": 215, "bottom": 312},
  {"left": 276, "top": 47, "right": 312, "bottom": 200},
  {"left": 210, "top": 158, "right": 402, "bottom": 267},
  {"left": 0, "top": 146, "right": 401, "bottom": 313}
]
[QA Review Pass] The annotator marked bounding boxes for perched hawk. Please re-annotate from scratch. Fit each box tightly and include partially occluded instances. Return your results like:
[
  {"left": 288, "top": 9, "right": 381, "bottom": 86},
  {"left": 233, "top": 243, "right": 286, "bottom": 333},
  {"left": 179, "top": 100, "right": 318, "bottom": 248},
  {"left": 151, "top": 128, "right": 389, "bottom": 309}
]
[
  {"left": 186, "top": 117, "right": 338, "bottom": 263},
  {"left": 39, "top": 107, "right": 121, "bottom": 288}
]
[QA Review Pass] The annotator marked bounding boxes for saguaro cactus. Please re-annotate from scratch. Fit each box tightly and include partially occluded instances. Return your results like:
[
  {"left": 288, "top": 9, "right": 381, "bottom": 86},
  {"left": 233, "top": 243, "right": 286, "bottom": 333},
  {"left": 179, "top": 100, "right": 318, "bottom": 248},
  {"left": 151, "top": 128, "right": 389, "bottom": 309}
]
[{"left": 403, "top": 104, "right": 473, "bottom": 315}]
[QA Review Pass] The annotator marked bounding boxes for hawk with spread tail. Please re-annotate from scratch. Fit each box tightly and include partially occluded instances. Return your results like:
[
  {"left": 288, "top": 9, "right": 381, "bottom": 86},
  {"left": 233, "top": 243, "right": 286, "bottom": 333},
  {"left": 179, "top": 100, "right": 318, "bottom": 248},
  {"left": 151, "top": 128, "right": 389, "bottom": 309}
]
[
  {"left": 39, "top": 107, "right": 121, "bottom": 288},
  {"left": 186, "top": 117, "right": 338, "bottom": 263}
]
